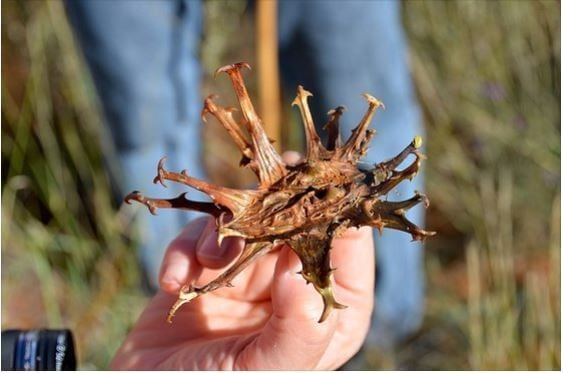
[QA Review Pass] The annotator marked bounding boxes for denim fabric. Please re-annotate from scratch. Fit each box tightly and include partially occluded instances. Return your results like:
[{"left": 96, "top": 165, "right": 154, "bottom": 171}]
[
  {"left": 65, "top": 0, "right": 424, "bottom": 344},
  {"left": 65, "top": 0, "right": 206, "bottom": 285}
]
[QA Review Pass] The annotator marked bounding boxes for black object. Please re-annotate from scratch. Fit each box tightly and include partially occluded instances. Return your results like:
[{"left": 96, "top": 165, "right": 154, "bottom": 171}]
[{"left": 1, "top": 329, "right": 76, "bottom": 371}]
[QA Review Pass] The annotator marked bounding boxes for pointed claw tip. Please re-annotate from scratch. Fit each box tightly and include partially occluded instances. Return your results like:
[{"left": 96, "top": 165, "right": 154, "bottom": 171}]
[
  {"left": 201, "top": 100, "right": 213, "bottom": 122},
  {"left": 318, "top": 310, "right": 330, "bottom": 323},
  {"left": 154, "top": 157, "right": 168, "bottom": 187},
  {"left": 217, "top": 232, "right": 225, "bottom": 247},
  {"left": 214, "top": 62, "right": 251, "bottom": 78},
  {"left": 203, "top": 94, "right": 218, "bottom": 107},
  {"left": 362, "top": 93, "right": 384, "bottom": 109},
  {"left": 411, "top": 229, "right": 436, "bottom": 242},
  {"left": 427, "top": 230, "right": 437, "bottom": 236},
  {"left": 292, "top": 86, "right": 313, "bottom": 107},
  {"left": 327, "top": 105, "right": 347, "bottom": 116},
  {"left": 124, "top": 191, "right": 141, "bottom": 204},
  {"left": 148, "top": 205, "right": 158, "bottom": 215},
  {"left": 238, "top": 62, "right": 252, "bottom": 70},
  {"left": 167, "top": 287, "right": 199, "bottom": 321},
  {"left": 334, "top": 302, "right": 348, "bottom": 310},
  {"left": 152, "top": 175, "right": 167, "bottom": 188},
  {"left": 213, "top": 67, "right": 224, "bottom": 79},
  {"left": 200, "top": 111, "right": 209, "bottom": 123},
  {"left": 297, "top": 85, "right": 313, "bottom": 97}
]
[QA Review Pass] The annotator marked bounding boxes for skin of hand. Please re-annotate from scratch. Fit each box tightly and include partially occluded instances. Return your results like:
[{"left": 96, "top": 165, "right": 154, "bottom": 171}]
[{"left": 111, "top": 152, "right": 375, "bottom": 370}]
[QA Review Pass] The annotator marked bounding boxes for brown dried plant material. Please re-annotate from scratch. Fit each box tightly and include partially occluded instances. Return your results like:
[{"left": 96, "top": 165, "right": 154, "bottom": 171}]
[{"left": 125, "top": 62, "right": 435, "bottom": 323}]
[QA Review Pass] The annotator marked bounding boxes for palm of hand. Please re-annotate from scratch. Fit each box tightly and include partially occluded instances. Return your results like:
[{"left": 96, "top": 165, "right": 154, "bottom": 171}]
[{"left": 111, "top": 215, "right": 374, "bottom": 370}]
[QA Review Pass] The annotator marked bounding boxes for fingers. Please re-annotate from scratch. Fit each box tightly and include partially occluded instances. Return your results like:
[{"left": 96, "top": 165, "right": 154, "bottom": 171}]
[
  {"left": 234, "top": 246, "right": 337, "bottom": 370},
  {"left": 159, "top": 216, "right": 245, "bottom": 294},
  {"left": 195, "top": 218, "right": 244, "bottom": 269},
  {"left": 158, "top": 217, "right": 208, "bottom": 293},
  {"left": 282, "top": 150, "right": 303, "bottom": 165},
  {"left": 159, "top": 149, "right": 301, "bottom": 295}
]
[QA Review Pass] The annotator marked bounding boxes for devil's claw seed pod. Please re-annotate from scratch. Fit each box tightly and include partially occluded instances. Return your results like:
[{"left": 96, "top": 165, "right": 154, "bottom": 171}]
[{"left": 125, "top": 62, "right": 436, "bottom": 323}]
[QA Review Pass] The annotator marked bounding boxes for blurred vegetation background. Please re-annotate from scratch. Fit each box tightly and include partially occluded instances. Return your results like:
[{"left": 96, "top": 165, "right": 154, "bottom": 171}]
[{"left": 2, "top": 0, "right": 560, "bottom": 369}]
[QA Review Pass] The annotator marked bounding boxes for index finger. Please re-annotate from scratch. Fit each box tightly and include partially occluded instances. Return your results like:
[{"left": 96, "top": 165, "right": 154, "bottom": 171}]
[{"left": 158, "top": 217, "right": 209, "bottom": 293}]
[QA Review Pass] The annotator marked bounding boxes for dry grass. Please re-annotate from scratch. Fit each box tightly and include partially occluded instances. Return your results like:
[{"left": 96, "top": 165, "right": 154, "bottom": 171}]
[
  {"left": 2, "top": 1, "right": 145, "bottom": 368},
  {"left": 2, "top": 0, "right": 560, "bottom": 369}
]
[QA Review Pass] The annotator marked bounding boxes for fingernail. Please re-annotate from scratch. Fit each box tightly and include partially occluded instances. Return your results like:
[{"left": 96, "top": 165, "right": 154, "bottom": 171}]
[
  {"left": 161, "top": 262, "right": 184, "bottom": 290},
  {"left": 282, "top": 151, "right": 303, "bottom": 166},
  {"left": 161, "top": 273, "right": 180, "bottom": 288},
  {"left": 286, "top": 248, "right": 303, "bottom": 276},
  {"left": 198, "top": 231, "right": 227, "bottom": 261}
]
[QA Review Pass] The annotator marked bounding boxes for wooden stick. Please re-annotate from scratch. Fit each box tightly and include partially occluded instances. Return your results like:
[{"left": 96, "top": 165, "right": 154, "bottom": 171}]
[{"left": 256, "top": 0, "right": 282, "bottom": 152}]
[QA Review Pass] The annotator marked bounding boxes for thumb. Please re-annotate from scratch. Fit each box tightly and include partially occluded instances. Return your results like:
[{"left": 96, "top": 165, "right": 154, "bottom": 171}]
[{"left": 234, "top": 246, "right": 337, "bottom": 370}]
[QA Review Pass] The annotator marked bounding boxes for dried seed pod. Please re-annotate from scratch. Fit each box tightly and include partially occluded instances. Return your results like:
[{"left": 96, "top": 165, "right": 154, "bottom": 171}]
[{"left": 125, "top": 62, "right": 435, "bottom": 323}]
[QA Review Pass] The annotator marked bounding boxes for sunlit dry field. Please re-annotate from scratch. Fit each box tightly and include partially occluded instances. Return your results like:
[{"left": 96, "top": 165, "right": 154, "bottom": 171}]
[{"left": 2, "top": 0, "right": 560, "bottom": 369}]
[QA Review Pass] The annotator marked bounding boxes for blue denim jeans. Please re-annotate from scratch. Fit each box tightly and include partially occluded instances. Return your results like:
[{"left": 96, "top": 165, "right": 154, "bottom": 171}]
[{"left": 65, "top": 0, "right": 424, "bottom": 345}]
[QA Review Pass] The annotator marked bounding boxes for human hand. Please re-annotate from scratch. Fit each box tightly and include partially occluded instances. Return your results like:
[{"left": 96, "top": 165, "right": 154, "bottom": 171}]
[{"left": 111, "top": 154, "right": 375, "bottom": 370}]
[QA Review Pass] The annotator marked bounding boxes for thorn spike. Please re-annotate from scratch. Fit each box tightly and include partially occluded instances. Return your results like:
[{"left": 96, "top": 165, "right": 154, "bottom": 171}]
[
  {"left": 153, "top": 157, "right": 168, "bottom": 187},
  {"left": 292, "top": 85, "right": 327, "bottom": 160},
  {"left": 324, "top": 106, "right": 346, "bottom": 151},
  {"left": 144, "top": 159, "right": 258, "bottom": 215},
  {"left": 215, "top": 62, "right": 287, "bottom": 187},
  {"left": 317, "top": 285, "right": 347, "bottom": 323},
  {"left": 124, "top": 190, "right": 141, "bottom": 204},
  {"left": 167, "top": 285, "right": 200, "bottom": 323},
  {"left": 214, "top": 62, "right": 251, "bottom": 78},
  {"left": 340, "top": 94, "right": 384, "bottom": 161},
  {"left": 378, "top": 210, "right": 436, "bottom": 240},
  {"left": 202, "top": 94, "right": 253, "bottom": 160},
  {"left": 373, "top": 154, "right": 422, "bottom": 196},
  {"left": 123, "top": 190, "right": 224, "bottom": 217}
]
